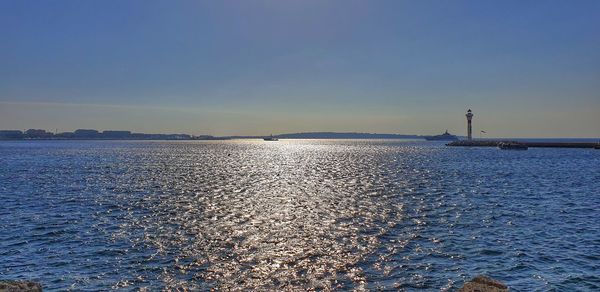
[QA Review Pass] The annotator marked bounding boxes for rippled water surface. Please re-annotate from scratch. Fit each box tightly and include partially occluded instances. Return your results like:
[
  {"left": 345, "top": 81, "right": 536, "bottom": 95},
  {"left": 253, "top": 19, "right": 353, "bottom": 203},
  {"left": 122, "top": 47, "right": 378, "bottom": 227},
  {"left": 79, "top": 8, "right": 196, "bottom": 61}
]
[{"left": 1, "top": 140, "right": 599, "bottom": 290}]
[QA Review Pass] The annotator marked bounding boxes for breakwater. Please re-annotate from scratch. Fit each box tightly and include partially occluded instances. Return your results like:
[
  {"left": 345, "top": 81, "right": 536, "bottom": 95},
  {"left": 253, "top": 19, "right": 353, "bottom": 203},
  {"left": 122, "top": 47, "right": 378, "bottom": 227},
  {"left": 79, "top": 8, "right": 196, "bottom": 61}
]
[{"left": 447, "top": 140, "right": 599, "bottom": 148}]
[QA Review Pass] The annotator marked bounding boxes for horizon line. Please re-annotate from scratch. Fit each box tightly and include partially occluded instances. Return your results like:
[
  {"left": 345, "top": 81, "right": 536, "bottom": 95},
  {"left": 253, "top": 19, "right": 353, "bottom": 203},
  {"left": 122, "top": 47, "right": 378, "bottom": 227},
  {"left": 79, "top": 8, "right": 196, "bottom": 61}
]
[{"left": 1, "top": 129, "right": 598, "bottom": 140}]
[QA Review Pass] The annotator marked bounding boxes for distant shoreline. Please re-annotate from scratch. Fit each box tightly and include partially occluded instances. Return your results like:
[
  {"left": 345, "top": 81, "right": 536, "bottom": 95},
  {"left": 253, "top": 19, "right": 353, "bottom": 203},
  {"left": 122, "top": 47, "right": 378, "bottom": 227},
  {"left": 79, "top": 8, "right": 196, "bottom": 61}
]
[
  {"left": 1, "top": 129, "right": 598, "bottom": 142},
  {"left": 0, "top": 129, "right": 424, "bottom": 141}
]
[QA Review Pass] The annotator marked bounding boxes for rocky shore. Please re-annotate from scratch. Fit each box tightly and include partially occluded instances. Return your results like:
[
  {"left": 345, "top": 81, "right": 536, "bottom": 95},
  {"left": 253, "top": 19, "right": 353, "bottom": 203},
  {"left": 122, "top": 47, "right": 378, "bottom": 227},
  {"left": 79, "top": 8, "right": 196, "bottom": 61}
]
[
  {"left": 459, "top": 275, "right": 508, "bottom": 292},
  {"left": 0, "top": 281, "right": 42, "bottom": 292}
]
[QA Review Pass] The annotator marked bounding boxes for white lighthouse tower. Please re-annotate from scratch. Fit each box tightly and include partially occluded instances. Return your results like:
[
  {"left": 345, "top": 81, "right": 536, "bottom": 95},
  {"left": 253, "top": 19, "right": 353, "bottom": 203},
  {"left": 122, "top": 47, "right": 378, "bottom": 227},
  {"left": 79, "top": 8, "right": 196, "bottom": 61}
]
[{"left": 466, "top": 109, "right": 474, "bottom": 140}]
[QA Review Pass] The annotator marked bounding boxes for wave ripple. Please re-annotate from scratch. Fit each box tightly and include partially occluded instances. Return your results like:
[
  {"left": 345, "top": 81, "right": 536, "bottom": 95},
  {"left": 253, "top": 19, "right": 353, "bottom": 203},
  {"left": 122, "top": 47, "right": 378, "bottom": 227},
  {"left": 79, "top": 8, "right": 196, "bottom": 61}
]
[{"left": 1, "top": 140, "right": 599, "bottom": 290}]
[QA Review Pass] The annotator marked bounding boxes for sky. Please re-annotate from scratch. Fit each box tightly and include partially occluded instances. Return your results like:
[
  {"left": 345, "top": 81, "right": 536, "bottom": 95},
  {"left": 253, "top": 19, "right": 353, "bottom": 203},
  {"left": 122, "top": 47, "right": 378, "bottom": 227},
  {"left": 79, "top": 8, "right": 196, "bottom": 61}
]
[{"left": 1, "top": 0, "right": 599, "bottom": 137}]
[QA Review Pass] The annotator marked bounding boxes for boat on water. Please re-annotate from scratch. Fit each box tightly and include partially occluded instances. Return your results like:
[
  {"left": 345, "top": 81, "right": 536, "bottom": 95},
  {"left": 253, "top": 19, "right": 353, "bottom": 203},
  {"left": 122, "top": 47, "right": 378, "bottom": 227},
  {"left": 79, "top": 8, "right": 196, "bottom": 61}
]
[
  {"left": 263, "top": 135, "right": 278, "bottom": 141},
  {"left": 498, "top": 142, "right": 528, "bottom": 150},
  {"left": 424, "top": 130, "right": 459, "bottom": 141}
]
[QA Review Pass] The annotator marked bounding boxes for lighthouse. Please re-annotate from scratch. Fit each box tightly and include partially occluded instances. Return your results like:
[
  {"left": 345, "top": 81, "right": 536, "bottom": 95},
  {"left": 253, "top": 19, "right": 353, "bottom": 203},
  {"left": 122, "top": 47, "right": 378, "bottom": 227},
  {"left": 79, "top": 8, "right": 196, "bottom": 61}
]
[{"left": 466, "top": 109, "right": 474, "bottom": 140}]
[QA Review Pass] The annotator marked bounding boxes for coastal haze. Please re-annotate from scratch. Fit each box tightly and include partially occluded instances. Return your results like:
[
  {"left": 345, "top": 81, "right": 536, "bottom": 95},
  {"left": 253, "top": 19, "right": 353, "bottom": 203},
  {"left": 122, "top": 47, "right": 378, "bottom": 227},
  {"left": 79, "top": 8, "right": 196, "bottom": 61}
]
[{"left": 1, "top": 1, "right": 599, "bottom": 137}]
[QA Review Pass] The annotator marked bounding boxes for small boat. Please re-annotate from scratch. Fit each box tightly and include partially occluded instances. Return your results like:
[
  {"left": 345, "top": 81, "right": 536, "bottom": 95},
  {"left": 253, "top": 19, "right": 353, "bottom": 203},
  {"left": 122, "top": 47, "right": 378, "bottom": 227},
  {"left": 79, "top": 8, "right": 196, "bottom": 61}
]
[
  {"left": 498, "top": 142, "right": 528, "bottom": 150},
  {"left": 424, "top": 130, "right": 459, "bottom": 141},
  {"left": 263, "top": 135, "right": 278, "bottom": 141}
]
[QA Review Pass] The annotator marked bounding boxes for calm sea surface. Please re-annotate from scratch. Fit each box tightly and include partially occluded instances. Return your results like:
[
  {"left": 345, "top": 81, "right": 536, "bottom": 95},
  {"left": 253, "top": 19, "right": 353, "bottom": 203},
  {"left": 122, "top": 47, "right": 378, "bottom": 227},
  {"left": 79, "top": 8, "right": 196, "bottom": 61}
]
[{"left": 1, "top": 140, "right": 599, "bottom": 291}]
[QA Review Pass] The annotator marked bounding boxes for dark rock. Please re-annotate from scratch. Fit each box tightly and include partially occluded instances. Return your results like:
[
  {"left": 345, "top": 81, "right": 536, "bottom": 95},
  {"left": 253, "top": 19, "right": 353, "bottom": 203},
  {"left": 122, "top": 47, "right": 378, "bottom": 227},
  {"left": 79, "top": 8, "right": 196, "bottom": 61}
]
[
  {"left": 0, "top": 280, "right": 42, "bottom": 292},
  {"left": 458, "top": 275, "right": 508, "bottom": 292}
]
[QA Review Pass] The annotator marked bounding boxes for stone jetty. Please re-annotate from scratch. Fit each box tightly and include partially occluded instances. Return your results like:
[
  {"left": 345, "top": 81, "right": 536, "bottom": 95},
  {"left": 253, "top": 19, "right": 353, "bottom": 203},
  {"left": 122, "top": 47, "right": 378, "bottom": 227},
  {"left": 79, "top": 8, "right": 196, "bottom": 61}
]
[
  {"left": 447, "top": 140, "right": 598, "bottom": 149},
  {"left": 0, "top": 281, "right": 42, "bottom": 292},
  {"left": 459, "top": 275, "right": 508, "bottom": 292}
]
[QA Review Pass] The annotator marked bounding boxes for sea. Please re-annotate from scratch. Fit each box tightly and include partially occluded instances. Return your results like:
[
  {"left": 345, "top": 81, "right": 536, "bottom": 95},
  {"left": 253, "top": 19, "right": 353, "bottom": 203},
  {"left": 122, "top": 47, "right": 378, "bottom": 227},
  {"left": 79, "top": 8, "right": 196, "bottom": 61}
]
[{"left": 1, "top": 140, "right": 599, "bottom": 291}]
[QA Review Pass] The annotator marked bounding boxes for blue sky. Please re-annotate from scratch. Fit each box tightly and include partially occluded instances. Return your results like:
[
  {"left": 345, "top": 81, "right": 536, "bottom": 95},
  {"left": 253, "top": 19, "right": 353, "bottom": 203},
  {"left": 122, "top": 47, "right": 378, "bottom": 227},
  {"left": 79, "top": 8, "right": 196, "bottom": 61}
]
[{"left": 1, "top": 0, "right": 599, "bottom": 137}]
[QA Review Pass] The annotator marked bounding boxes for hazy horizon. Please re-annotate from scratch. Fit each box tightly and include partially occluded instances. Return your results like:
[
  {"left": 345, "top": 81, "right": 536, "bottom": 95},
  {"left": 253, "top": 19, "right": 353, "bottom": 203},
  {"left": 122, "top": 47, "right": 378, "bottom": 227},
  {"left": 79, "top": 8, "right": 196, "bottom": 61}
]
[{"left": 2, "top": 1, "right": 599, "bottom": 138}]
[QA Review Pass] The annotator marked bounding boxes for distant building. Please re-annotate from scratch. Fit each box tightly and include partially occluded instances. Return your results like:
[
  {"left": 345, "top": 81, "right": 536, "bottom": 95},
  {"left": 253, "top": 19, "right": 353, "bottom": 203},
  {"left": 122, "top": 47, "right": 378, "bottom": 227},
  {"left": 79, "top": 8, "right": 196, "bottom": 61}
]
[
  {"left": 55, "top": 132, "right": 75, "bottom": 139},
  {"left": 0, "top": 130, "right": 24, "bottom": 139},
  {"left": 170, "top": 134, "right": 192, "bottom": 140},
  {"left": 74, "top": 129, "right": 100, "bottom": 138},
  {"left": 1, "top": 128, "right": 195, "bottom": 140},
  {"left": 25, "top": 129, "right": 54, "bottom": 139},
  {"left": 102, "top": 131, "right": 132, "bottom": 139}
]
